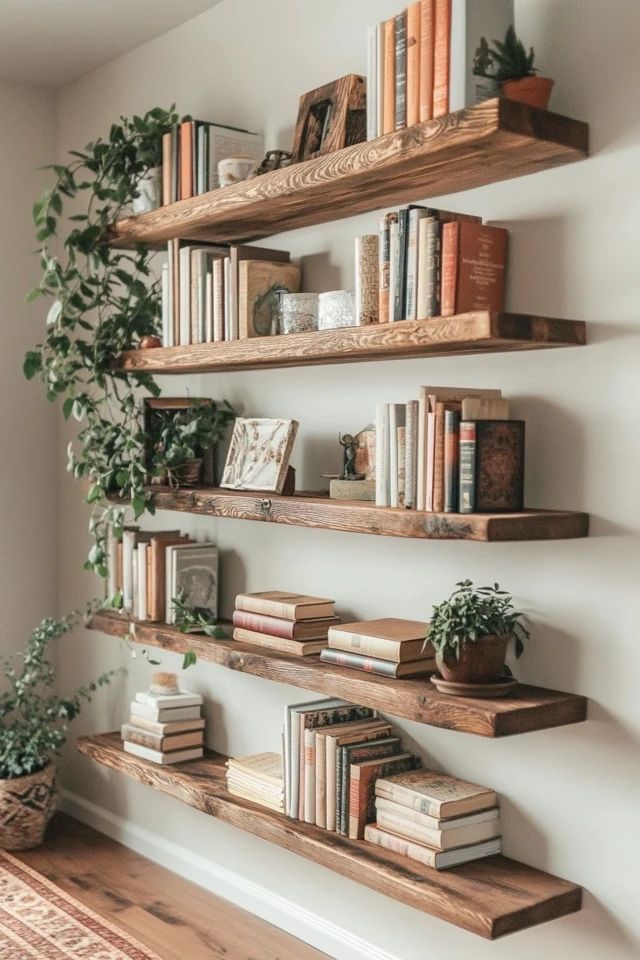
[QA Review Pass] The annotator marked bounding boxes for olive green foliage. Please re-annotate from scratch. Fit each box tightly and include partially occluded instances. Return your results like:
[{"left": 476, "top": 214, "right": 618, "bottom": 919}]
[
  {"left": 0, "top": 611, "right": 120, "bottom": 779},
  {"left": 149, "top": 401, "right": 236, "bottom": 486},
  {"left": 428, "top": 580, "right": 529, "bottom": 660},
  {"left": 474, "top": 25, "right": 537, "bottom": 82},
  {"left": 171, "top": 594, "right": 230, "bottom": 669}
]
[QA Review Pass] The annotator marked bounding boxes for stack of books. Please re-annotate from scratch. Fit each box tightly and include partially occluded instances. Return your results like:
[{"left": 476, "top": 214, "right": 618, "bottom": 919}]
[
  {"left": 161, "top": 119, "right": 262, "bottom": 203},
  {"left": 225, "top": 752, "right": 284, "bottom": 813},
  {"left": 320, "top": 618, "right": 435, "bottom": 679},
  {"left": 365, "top": 769, "right": 501, "bottom": 869},
  {"left": 283, "top": 697, "right": 420, "bottom": 837},
  {"left": 232, "top": 591, "right": 339, "bottom": 657},
  {"left": 366, "top": 1, "right": 513, "bottom": 139},
  {"left": 375, "top": 385, "right": 524, "bottom": 513},
  {"left": 121, "top": 674, "right": 205, "bottom": 765}
]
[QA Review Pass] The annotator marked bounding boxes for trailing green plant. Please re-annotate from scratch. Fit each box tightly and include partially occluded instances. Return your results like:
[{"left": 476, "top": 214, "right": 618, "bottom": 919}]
[
  {"left": 0, "top": 610, "right": 122, "bottom": 779},
  {"left": 148, "top": 400, "right": 236, "bottom": 486},
  {"left": 427, "top": 580, "right": 529, "bottom": 661},
  {"left": 172, "top": 595, "right": 229, "bottom": 669},
  {"left": 474, "top": 25, "right": 537, "bottom": 82}
]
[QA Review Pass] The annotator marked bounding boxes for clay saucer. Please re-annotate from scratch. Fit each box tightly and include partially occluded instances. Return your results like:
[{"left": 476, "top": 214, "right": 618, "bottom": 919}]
[{"left": 430, "top": 675, "right": 519, "bottom": 698}]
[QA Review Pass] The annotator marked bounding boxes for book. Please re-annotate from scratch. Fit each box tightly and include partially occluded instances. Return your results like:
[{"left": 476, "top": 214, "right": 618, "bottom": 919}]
[
  {"left": 461, "top": 396, "right": 510, "bottom": 420},
  {"left": 337, "top": 737, "right": 401, "bottom": 836},
  {"left": 463, "top": 419, "right": 525, "bottom": 512},
  {"left": 235, "top": 592, "right": 335, "bottom": 621},
  {"left": 432, "top": 0, "right": 452, "bottom": 118},
  {"left": 226, "top": 783, "right": 284, "bottom": 812},
  {"left": 364, "top": 825, "right": 501, "bottom": 869},
  {"left": 366, "top": 24, "right": 378, "bottom": 141},
  {"left": 228, "top": 245, "right": 289, "bottom": 341},
  {"left": 376, "top": 22, "right": 385, "bottom": 139},
  {"left": 375, "top": 797, "right": 500, "bottom": 831},
  {"left": 382, "top": 17, "right": 396, "bottom": 135},
  {"left": 137, "top": 543, "right": 149, "bottom": 621},
  {"left": 441, "top": 221, "right": 509, "bottom": 316},
  {"left": 393, "top": 208, "right": 411, "bottom": 321},
  {"left": 443, "top": 407, "right": 460, "bottom": 512},
  {"left": 388, "top": 404, "right": 405, "bottom": 508},
  {"left": 355, "top": 235, "right": 379, "bottom": 325},
  {"left": 232, "top": 627, "right": 326, "bottom": 657},
  {"left": 130, "top": 702, "right": 202, "bottom": 723},
  {"left": 415, "top": 216, "right": 440, "bottom": 319},
  {"left": 166, "top": 543, "right": 218, "bottom": 625},
  {"left": 227, "top": 752, "right": 283, "bottom": 783},
  {"left": 321, "top": 648, "right": 435, "bottom": 679},
  {"left": 121, "top": 725, "right": 204, "bottom": 753},
  {"left": 406, "top": 3, "right": 421, "bottom": 127},
  {"left": 327, "top": 618, "right": 432, "bottom": 662},
  {"left": 212, "top": 257, "right": 225, "bottom": 341},
  {"left": 232, "top": 610, "right": 339, "bottom": 640},
  {"left": 321, "top": 720, "right": 393, "bottom": 831},
  {"left": 376, "top": 769, "right": 497, "bottom": 818},
  {"left": 375, "top": 402, "right": 390, "bottom": 507},
  {"left": 378, "top": 212, "right": 398, "bottom": 324},
  {"left": 397, "top": 426, "right": 406, "bottom": 507},
  {"left": 135, "top": 691, "right": 202, "bottom": 709},
  {"left": 405, "top": 207, "right": 428, "bottom": 321},
  {"left": 239, "top": 260, "right": 300, "bottom": 339},
  {"left": 375, "top": 805, "right": 501, "bottom": 850},
  {"left": 128, "top": 716, "right": 205, "bottom": 736},
  {"left": 404, "top": 400, "right": 419, "bottom": 510},
  {"left": 459, "top": 420, "right": 477, "bottom": 513},
  {"left": 160, "top": 261, "right": 171, "bottom": 346},
  {"left": 161, "top": 131, "right": 172, "bottom": 206},
  {"left": 419, "top": 0, "right": 435, "bottom": 122},
  {"left": 124, "top": 741, "right": 203, "bottom": 765},
  {"left": 179, "top": 119, "right": 194, "bottom": 200},
  {"left": 148, "top": 534, "right": 191, "bottom": 622},
  {"left": 348, "top": 754, "right": 420, "bottom": 839},
  {"left": 394, "top": 10, "right": 407, "bottom": 131}
]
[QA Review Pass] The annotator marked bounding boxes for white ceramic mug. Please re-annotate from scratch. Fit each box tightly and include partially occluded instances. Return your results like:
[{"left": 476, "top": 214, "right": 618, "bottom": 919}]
[{"left": 218, "top": 156, "right": 257, "bottom": 187}]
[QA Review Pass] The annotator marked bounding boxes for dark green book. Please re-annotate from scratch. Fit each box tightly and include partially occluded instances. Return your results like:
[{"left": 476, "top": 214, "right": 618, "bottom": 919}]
[{"left": 337, "top": 737, "right": 401, "bottom": 836}]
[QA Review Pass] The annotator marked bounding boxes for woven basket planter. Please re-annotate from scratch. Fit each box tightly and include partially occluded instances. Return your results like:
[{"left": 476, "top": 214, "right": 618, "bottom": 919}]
[{"left": 0, "top": 764, "right": 57, "bottom": 851}]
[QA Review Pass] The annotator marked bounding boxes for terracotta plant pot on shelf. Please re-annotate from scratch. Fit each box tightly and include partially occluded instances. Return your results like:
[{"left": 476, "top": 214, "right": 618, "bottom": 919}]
[
  {"left": 437, "top": 634, "right": 509, "bottom": 685},
  {"left": 0, "top": 765, "right": 57, "bottom": 851},
  {"left": 501, "top": 77, "right": 554, "bottom": 110}
]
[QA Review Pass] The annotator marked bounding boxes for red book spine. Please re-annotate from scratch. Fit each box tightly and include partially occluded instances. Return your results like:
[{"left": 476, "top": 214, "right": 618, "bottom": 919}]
[
  {"left": 432, "top": 0, "right": 451, "bottom": 118},
  {"left": 232, "top": 610, "right": 295, "bottom": 639},
  {"left": 440, "top": 220, "right": 459, "bottom": 316}
]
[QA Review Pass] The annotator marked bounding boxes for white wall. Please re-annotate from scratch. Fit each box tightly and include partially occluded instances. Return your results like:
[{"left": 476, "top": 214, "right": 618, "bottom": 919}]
[
  {"left": 0, "top": 79, "right": 58, "bottom": 650},
  {"left": 54, "top": 1, "right": 640, "bottom": 958}
]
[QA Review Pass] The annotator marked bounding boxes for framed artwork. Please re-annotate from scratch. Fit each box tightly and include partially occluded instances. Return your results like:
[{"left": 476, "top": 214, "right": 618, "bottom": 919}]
[
  {"left": 221, "top": 418, "right": 299, "bottom": 494},
  {"left": 291, "top": 74, "right": 366, "bottom": 163}
]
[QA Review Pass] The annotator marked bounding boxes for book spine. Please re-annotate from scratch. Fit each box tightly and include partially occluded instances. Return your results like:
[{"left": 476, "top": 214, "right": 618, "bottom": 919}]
[
  {"left": 315, "top": 735, "right": 327, "bottom": 829},
  {"left": 326, "top": 736, "right": 338, "bottom": 832},
  {"left": 232, "top": 610, "right": 295, "bottom": 639},
  {"left": 440, "top": 220, "right": 459, "bottom": 317},
  {"left": 459, "top": 420, "right": 476, "bottom": 514},
  {"left": 367, "top": 24, "right": 377, "bottom": 141},
  {"left": 397, "top": 426, "right": 407, "bottom": 508},
  {"left": 375, "top": 402, "right": 389, "bottom": 507},
  {"left": 425, "top": 407, "right": 436, "bottom": 511},
  {"left": 388, "top": 404, "right": 399, "bottom": 508},
  {"left": 235, "top": 596, "right": 298, "bottom": 619},
  {"left": 179, "top": 121, "right": 194, "bottom": 200},
  {"left": 406, "top": 3, "right": 421, "bottom": 127},
  {"left": 355, "top": 234, "right": 379, "bottom": 325},
  {"left": 388, "top": 219, "right": 399, "bottom": 321},
  {"left": 376, "top": 22, "right": 385, "bottom": 139},
  {"left": 205, "top": 261, "right": 213, "bottom": 342},
  {"left": 161, "top": 262, "right": 171, "bottom": 347},
  {"left": 419, "top": 0, "right": 435, "bottom": 122},
  {"left": 382, "top": 18, "right": 396, "bottom": 135},
  {"left": 375, "top": 782, "right": 441, "bottom": 816},
  {"left": 426, "top": 217, "right": 441, "bottom": 316},
  {"left": 405, "top": 208, "right": 423, "bottom": 321},
  {"left": 376, "top": 807, "right": 444, "bottom": 847},
  {"left": 121, "top": 725, "right": 162, "bottom": 750},
  {"left": 212, "top": 257, "right": 224, "bottom": 341},
  {"left": 416, "top": 389, "right": 428, "bottom": 512},
  {"left": 444, "top": 408, "right": 460, "bottom": 512},
  {"left": 432, "top": 402, "right": 446, "bottom": 512},
  {"left": 404, "top": 400, "right": 418, "bottom": 510},
  {"left": 161, "top": 132, "right": 172, "bottom": 206},
  {"left": 433, "top": 0, "right": 452, "bottom": 119},
  {"left": 320, "top": 648, "right": 405, "bottom": 678},
  {"left": 233, "top": 628, "right": 322, "bottom": 656},
  {"left": 394, "top": 209, "right": 409, "bottom": 321},
  {"left": 378, "top": 214, "right": 393, "bottom": 324},
  {"left": 394, "top": 12, "right": 407, "bottom": 131},
  {"left": 364, "top": 825, "right": 438, "bottom": 867},
  {"left": 303, "top": 728, "right": 316, "bottom": 824}
]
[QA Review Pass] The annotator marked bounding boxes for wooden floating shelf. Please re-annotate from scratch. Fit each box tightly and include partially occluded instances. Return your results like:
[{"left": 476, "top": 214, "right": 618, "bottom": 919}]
[
  {"left": 90, "top": 611, "right": 586, "bottom": 738},
  {"left": 77, "top": 733, "right": 581, "bottom": 938},
  {"left": 135, "top": 486, "right": 589, "bottom": 543},
  {"left": 120, "top": 312, "right": 587, "bottom": 375},
  {"left": 109, "top": 99, "right": 588, "bottom": 247}
]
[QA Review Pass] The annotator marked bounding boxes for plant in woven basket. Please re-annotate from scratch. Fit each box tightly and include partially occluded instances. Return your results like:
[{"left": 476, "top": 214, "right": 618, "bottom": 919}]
[{"left": 147, "top": 401, "right": 236, "bottom": 488}]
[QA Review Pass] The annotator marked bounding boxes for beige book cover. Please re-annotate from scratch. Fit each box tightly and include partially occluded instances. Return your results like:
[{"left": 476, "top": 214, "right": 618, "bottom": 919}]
[
  {"left": 227, "top": 752, "right": 283, "bottom": 783},
  {"left": 233, "top": 627, "right": 325, "bottom": 657},
  {"left": 235, "top": 591, "right": 335, "bottom": 621},
  {"left": 239, "top": 260, "right": 301, "bottom": 339},
  {"left": 461, "top": 397, "right": 510, "bottom": 421},
  {"left": 376, "top": 769, "right": 497, "bottom": 819},
  {"left": 328, "top": 618, "right": 432, "bottom": 662}
]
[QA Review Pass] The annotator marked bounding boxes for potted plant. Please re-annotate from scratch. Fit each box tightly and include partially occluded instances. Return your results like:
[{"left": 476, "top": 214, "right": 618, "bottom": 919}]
[
  {"left": 474, "top": 25, "right": 554, "bottom": 109},
  {"left": 427, "top": 580, "right": 529, "bottom": 691},
  {"left": 147, "top": 400, "right": 236, "bottom": 487},
  {"left": 0, "top": 612, "right": 119, "bottom": 850}
]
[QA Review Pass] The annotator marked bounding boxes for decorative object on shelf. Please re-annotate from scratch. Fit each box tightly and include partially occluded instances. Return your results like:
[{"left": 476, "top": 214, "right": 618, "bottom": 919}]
[
  {"left": 427, "top": 580, "right": 529, "bottom": 695},
  {"left": 291, "top": 74, "right": 366, "bottom": 163},
  {"left": 430, "top": 674, "right": 519, "bottom": 698},
  {"left": 474, "top": 24, "right": 554, "bottom": 109},
  {"left": 144, "top": 397, "right": 235, "bottom": 489},
  {"left": 280, "top": 292, "right": 319, "bottom": 334},
  {"left": 318, "top": 290, "right": 356, "bottom": 330},
  {"left": 0, "top": 611, "right": 118, "bottom": 850},
  {"left": 150, "top": 671, "right": 180, "bottom": 696},
  {"left": 239, "top": 261, "right": 301, "bottom": 338},
  {"left": 355, "top": 235, "right": 379, "bottom": 324},
  {"left": 163, "top": 119, "right": 262, "bottom": 202},
  {"left": 226, "top": 753, "right": 285, "bottom": 812},
  {"left": 221, "top": 417, "right": 299, "bottom": 494},
  {"left": 139, "top": 335, "right": 162, "bottom": 349},
  {"left": 121, "top": 678, "right": 205, "bottom": 765},
  {"left": 132, "top": 165, "right": 162, "bottom": 214},
  {"left": 328, "top": 424, "right": 376, "bottom": 501},
  {"left": 339, "top": 433, "right": 364, "bottom": 481},
  {"left": 218, "top": 156, "right": 258, "bottom": 187},
  {"left": 253, "top": 149, "right": 293, "bottom": 176}
]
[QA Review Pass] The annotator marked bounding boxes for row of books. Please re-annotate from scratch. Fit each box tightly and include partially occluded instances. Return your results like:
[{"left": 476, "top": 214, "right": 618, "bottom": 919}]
[
  {"left": 160, "top": 241, "right": 297, "bottom": 347},
  {"left": 161, "top": 119, "right": 262, "bottom": 204},
  {"left": 375, "top": 386, "right": 525, "bottom": 512},
  {"left": 366, "top": 1, "right": 513, "bottom": 139},
  {"left": 320, "top": 617, "right": 435, "bottom": 679},
  {"left": 232, "top": 590, "right": 339, "bottom": 657},
  {"left": 226, "top": 752, "right": 284, "bottom": 813},
  {"left": 107, "top": 526, "right": 218, "bottom": 623},
  {"left": 121, "top": 676, "right": 205, "bottom": 766}
]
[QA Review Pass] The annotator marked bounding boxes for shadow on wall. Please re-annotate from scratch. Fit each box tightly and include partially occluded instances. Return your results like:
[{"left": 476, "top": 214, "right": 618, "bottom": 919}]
[{"left": 298, "top": 251, "right": 342, "bottom": 293}]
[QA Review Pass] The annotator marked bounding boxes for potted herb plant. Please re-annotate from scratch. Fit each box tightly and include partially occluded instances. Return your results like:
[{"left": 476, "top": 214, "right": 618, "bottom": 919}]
[
  {"left": 428, "top": 580, "right": 529, "bottom": 690},
  {"left": 147, "top": 400, "right": 236, "bottom": 487},
  {"left": 474, "top": 25, "right": 554, "bottom": 109},
  {"left": 0, "top": 612, "right": 119, "bottom": 850}
]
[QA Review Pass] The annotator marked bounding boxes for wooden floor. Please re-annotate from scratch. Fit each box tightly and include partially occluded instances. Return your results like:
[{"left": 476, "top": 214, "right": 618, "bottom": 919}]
[{"left": 14, "top": 814, "right": 327, "bottom": 960}]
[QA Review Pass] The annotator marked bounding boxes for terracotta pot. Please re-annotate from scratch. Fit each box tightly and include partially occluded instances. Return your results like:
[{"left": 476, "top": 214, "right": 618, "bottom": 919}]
[
  {"left": 501, "top": 77, "right": 554, "bottom": 110},
  {"left": 437, "top": 634, "right": 509, "bottom": 684},
  {"left": 0, "top": 764, "right": 57, "bottom": 851}
]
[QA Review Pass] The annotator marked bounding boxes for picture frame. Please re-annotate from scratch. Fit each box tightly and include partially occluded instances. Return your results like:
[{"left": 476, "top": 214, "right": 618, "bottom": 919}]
[
  {"left": 221, "top": 417, "right": 299, "bottom": 494},
  {"left": 291, "top": 74, "right": 366, "bottom": 163}
]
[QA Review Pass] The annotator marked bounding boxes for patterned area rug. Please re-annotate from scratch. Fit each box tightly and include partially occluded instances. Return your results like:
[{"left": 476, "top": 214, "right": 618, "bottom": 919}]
[{"left": 0, "top": 850, "right": 163, "bottom": 959}]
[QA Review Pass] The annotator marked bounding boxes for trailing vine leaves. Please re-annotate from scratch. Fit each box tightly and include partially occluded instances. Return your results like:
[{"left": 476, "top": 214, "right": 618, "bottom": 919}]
[{"left": 172, "top": 594, "right": 230, "bottom": 669}]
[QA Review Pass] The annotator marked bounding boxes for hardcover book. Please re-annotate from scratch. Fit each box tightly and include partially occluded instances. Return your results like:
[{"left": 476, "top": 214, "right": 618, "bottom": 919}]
[
  {"left": 121, "top": 725, "right": 204, "bottom": 753},
  {"left": 123, "top": 741, "right": 203, "bottom": 765},
  {"left": 327, "top": 618, "right": 432, "bottom": 662},
  {"left": 348, "top": 753, "right": 420, "bottom": 839},
  {"left": 460, "top": 419, "right": 525, "bottom": 512},
  {"left": 441, "top": 221, "right": 509, "bottom": 316},
  {"left": 375, "top": 805, "right": 500, "bottom": 850},
  {"left": 235, "top": 592, "right": 335, "bottom": 621},
  {"left": 232, "top": 627, "right": 326, "bottom": 657},
  {"left": 355, "top": 235, "right": 379, "bottom": 325},
  {"left": 337, "top": 737, "right": 402, "bottom": 836},
  {"left": 375, "top": 797, "right": 500, "bottom": 831},
  {"left": 320, "top": 720, "right": 393, "bottom": 831},
  {"left": 375, "top": 769, "right": 497, "bottom": 818},
  {"left": 232, "top": 610, "right": 339, "bottom": 640},
  {"left": 320, "top": 648, "right": 435, "bottom": 679},
  {"left": 364, "top": 826, "right": 501, "bottom": 869},
  {"left": 239, "top": 260, "right": 301, "bottom": 339}
]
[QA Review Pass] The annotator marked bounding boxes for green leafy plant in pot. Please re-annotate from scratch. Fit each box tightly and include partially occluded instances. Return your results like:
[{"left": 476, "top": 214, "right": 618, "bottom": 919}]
[
  {"left": 474, "top": 25, "right": 554, "bottom": 109},
  {"left": 0, "top": 612, "right": 120, "bottom": 850},
  {"left": 147, "top": 400, "right": 236, "bottom": 488},
  {"left": 427, "top": 580, "right": 529, "bottom": 687}
]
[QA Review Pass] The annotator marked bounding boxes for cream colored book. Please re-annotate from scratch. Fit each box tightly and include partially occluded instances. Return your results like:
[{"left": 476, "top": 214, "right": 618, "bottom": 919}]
[
  {"left": 376, "top": 770, "right": 497, "bottom": 819},
  {"left": 461, "top": 397, "right": 510, "bottom": 420},
  {"left": 233, "top": 627, "right": 325, "bottom": 657},
  {"left": 226, "top": 752, "right": 283, "bottom": 784},
  {"left": 127, "top": 716, "right": 205, "bottom": 736},
  {"left": 328, "top": 618, "right": 432, "bottom": 663},
  {"left": 375, "top": 806, "right": 501, "bottom": 850},
  {"left": 235, "top": 591, "right": 335, "bottom": 621},
  {"left": 123, "top": 742, "right": 203, "bottom": 765},
  {"left": 226, "top": 783, "right": 284, "bottom": 812},
  {"left": 375, "top": 797, "right": 500, "bottom": 831},
  {"left": 364, "top": 825, "right": 501, "bottom": 869},
  {"left": 355, "top": 234, "right": 379, "bottom": 325}
]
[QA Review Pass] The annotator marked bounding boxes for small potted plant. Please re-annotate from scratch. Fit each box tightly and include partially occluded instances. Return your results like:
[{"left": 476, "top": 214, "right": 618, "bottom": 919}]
[
  {"left": 427, "top": 580, "right": 529, "bottom": 694},
  {"left": 148, "top": 400, "right": 235, "bottom": 488},
  {"left": 0, "top": 612, "right": 119, "bottom": 850},
  {"left": 474, "top": 25, "right": 554, "bottom": 109}
]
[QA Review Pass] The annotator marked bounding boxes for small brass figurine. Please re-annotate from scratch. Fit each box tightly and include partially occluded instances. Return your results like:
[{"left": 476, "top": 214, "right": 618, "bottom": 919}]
[{"left": 338, "top": 433, "right": 364, "bottom": 481}]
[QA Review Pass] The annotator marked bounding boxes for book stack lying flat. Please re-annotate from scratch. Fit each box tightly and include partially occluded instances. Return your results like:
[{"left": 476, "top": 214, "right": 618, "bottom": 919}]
[
  {"left": 365, "top": 769, "right": 501, "bottom": 870},
  {"left": 121, "top": 674, "right": 205, "bottom": 765},
  {"left": 233, "top": 591, "right": 340, "bottom": 657},
  {"left": 226, "top": 752, "right": 284, "bottom": 813},
  {"left": 321, "top": 618, "right": 435, "bottom": 678}
]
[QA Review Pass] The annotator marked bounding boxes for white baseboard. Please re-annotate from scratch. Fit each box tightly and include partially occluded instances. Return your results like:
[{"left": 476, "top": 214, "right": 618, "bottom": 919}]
[{"left": 60, "top": 789, "right": 399, "bottom": 960}]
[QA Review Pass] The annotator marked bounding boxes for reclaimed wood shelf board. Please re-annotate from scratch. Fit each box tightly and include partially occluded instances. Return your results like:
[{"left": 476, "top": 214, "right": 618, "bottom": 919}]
[
  {"left": 109, "top": 99, "right": 588, "bottom": 247},
  {"left": 120, "top": 312, "right": 586, "bottom": 375},
  {"left": 90, "top": 610, "right": 587, "bottom": 737},
  {"left": 76, "top": 733, "right": 581, "bottom": 938},
  {"left": 134, "top": 486, "right": 589, "bottom": 543}
]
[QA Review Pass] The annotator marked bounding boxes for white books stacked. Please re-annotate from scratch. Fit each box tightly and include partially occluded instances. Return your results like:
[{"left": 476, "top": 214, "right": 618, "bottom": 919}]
[
  {"left": 122, "top": 685, "right": 205, "bottom": 765},
  {"left": 226, "top": 753, "right": 284, "bottom": 813}
]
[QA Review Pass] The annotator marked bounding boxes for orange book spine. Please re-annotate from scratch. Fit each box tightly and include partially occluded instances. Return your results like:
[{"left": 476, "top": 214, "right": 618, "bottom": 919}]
[
  {"left": 432, "top": 401, "right": 446, "bottom": 512},
  {"left": 382, "top": 18, "right": 396, "bottom": 135},
  {"left": 432, "top": 0, "right": 451, "bottom": 118},
  {"left": 406, "top": 3, "right": 421, "bottom": 127},
  {"left": 179, "top": 120, "right": 193, "bottom": 200},
  {"left": 419, "top": 0, "right": 435, "bottom": 122},
  {"left": 440, "top": 220, "right": 460, "bottom": 316},
  {"left": 161, "top": 132, "right": 172, "bottom": 206}
]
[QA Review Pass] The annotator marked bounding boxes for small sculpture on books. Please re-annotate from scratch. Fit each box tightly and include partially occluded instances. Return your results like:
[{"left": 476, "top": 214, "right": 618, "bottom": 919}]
[{"left": 338, "top": 433, "right": 364, "bottom": 481}]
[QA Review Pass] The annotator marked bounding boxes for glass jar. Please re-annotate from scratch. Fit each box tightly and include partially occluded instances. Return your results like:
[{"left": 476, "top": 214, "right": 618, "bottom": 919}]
[
  {"left": 318, "top": 291, "right": 357, "bottom": 330},
  {"left": 280, "top": 293, "right": 319, "bottom": 334}
]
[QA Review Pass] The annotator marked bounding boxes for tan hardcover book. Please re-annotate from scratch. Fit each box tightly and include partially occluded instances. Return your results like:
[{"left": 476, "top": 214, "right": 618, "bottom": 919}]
[
  {"left": 148, "top": 535, "right": 191, "bottom": 622},
  {"left": 441, "top": 222, "right": 509, "bottom": 316},
  {"left": 328, "top": 618, "right": 432, "bottom": 662},
  {"left": 129, "top": 716, "right": 205, "bottom": 736},
  {"left": 375, "top": 806, "right": 500, "bottom": 850},
  {"left": 432, "top": 0, "right": 451, "bottom": 118},
  {"left": 227, "top": 752, "right": 283, "bottom": 783},
  {"left": 419, "top": 0, "right": 435, "bottom": 122},
  {"left": 228, "top": 245, "right": 289, "bottom": 341},
  {"left": 179, "top": 120, "right": 194, "bottom": 200},
  {"left": 432, "top": 400, "right": 457, "bottom": 512},
  {"left": 212, "top": 257, "right": 225, "bottom": 341},
  {"left": 239, "top": 261, "right": 301, "bottom": 339},
  {"left": 364, "top": 825, "right": 501, "bottom": 869},
  {"left": 161, "top": 132, "right": 172, "bottom": 206},
  {"left": 320, "top": 648, "right": 435, "bottom": 678},
  {"left": 232, "top": 610, "right": 340, "bottom": 640},
  {"left": 376, "top": 769, "right": 497, "bottom": 819},
  {"left": 226, "top": 784, "right": 284, "bottom": 812},
  {"left": 235, "top": 591, "right": 335, "bottom": 621},
  {"left": 233, "top": 627, "right": 325, "bottom": 657},
  {"left": 378, "top": 212, "right": 398, "bottom": 325},
  {"left": 397, "top": 425, "right": 407, "bottom": 507},
  {"left": 461, "top": 397, "right": 510, "bottom": 421},
  {"left": 226, "top": 775, "right": 283, "bottom": 803},
  {"left": 355, "top": 235, "right": 379, "bottom": 325},
  {"left": 406, "top": 3, "right": 421, "bottom": 126},
  {"left": 348, "top": 754, "right": 419, "bottom": 839},
  {"left": 322, "top": 720, "right": 393, "bottom": 831},
  {"left": 383, "top": 17, "right": 396, "bottom": 135},
  {"left": 121, "top": 725, "right": 204, "bottom": 753},
  {"left": 375, "top": 798, "right": 500, "bottom": 831}
]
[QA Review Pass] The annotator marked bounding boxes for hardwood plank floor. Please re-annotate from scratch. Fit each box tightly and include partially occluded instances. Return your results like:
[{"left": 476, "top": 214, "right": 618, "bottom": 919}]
[{"left": 14, "top": 813, "right": 328, "bottom": 960}]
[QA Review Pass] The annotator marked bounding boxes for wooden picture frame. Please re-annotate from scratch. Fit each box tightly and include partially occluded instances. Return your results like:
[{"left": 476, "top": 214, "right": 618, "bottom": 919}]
[{"left": 291, "top": 74, "right": 366, "bottom": 163}]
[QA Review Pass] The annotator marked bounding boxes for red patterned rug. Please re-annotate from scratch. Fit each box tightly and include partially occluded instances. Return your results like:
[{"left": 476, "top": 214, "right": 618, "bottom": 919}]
[{"left": 0, "top": 849, "right": 163, "bottom": 959}]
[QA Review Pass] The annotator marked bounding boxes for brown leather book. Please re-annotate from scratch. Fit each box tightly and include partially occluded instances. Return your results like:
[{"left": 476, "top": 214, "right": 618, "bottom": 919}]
[
  {"left": 348, "top": 754, "right": 420, "bottom": 839},
  {"left": 161, "top": 132, "right": 172, "bottom": 207},
  {"left": 432, "top": 400, "right": 458, "bottom": 511},
  {"left": 383, "top": 17, "right": 396, "bottom": 135},
  {"left": 179, "top": 120, "right": 194, "bottom": 200},
  {"left": 419, "top": 0, "right": 435, "bottom": 122},
  {"left": 474, "top": 420, "right": 525, "bottom": 512},
  {"left": 148, "top": 535, "right": 191, "bottom": 622},
  {"left": 432, "top": 0, "right": 451, "bottom": 118},
  {"left": 441, "top": 222, "right": 509, "bottom": 316},
  {"left": 406, "top": 3, "right": 421, "bottom": 127}
]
